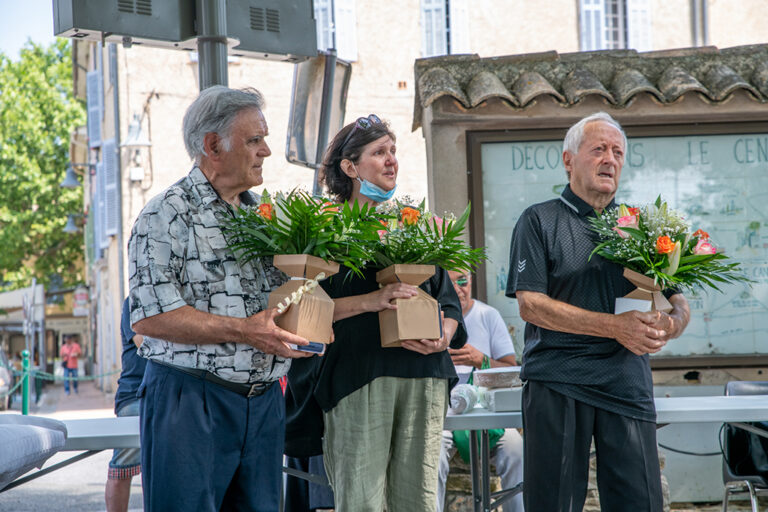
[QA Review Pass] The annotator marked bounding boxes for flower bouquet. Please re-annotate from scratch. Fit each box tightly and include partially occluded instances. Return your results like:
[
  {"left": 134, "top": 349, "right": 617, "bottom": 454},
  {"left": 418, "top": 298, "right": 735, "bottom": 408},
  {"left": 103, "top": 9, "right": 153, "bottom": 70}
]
[
  {"left": 373, "top": 199, "right": 487, "bottom": 347},
  {"left": 225, "top": 190, "right": 383, "bottom": 351},
  {"left": 588, "top": 196, "right": 751, "bottom": 313}
]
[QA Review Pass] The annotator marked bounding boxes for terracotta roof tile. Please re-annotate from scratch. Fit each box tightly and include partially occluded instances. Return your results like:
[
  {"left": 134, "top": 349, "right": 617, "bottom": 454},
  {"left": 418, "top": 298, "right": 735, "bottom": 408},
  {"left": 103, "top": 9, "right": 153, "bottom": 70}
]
[
  {"left": 657, "top": 65, "right": 707, "bottom": 101},
  {"left": 466, "top": 71, "right": 516, "bottom": 107},
  {"left": 512, "top": 71, "right": 565, "bottom": 106},
  {"left": 412, "top": 45, "right": 768, "bottom": 130}
]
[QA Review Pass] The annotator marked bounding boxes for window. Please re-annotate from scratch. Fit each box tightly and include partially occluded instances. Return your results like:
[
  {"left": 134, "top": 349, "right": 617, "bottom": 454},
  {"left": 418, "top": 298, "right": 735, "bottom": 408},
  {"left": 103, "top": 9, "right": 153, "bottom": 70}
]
[
  {"left": 314, "top": 0, "right": 357, "bottom": 62},
  {"left": 420, "top": 0, "right": 470, "bottom": 58},
  {"left": 580, "top": 0, "right": 652, "bottom": 52}
]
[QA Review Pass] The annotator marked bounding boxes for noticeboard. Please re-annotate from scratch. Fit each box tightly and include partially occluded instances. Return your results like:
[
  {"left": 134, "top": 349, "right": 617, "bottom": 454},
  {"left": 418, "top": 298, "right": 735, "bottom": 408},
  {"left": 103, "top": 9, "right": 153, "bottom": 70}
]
[{"left": 480, "top": 133, "right": 768, "bottom": 358}]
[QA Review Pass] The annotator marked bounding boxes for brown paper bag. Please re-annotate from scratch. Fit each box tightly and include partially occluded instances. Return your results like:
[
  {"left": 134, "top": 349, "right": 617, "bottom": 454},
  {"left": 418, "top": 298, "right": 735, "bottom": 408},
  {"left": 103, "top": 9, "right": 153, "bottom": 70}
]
[
  {"left": 621, "top": 268, "right": 672, "bottom": 313},
  {"left": 267, "top": 254, "right": 339, "bottom": 343},
  {"left": 376, "top": 264, "right": 441, "bottom": 347}
]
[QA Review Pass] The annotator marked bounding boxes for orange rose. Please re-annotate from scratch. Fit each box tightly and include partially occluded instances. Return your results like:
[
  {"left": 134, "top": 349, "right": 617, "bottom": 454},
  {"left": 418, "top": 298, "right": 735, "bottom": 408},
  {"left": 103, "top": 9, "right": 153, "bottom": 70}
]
[
  {"left": 693, "top": 229, "right": 709, "bottom": 240},
  {"left": 258, "top": 203, "right": 273, "bottom": 220},
  {"left": 656, "top": 235, "right": 675, "bottom": 254},
  {"left": 401, "top": 207, "right": 420, "bottom": 226},
  {"left": 627, "top": 207, "right": 640, "bottom": 216},
  {"left": 322, "top": 202, "right": 339, "bottom": 213}
]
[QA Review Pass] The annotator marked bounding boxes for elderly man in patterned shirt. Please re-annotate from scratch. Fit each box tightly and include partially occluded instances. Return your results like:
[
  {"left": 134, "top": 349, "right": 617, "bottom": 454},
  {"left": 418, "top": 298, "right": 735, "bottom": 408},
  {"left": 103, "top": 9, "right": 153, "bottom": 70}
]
[{"left": 128, "top": 86, "right": 311, "bottom": 512}]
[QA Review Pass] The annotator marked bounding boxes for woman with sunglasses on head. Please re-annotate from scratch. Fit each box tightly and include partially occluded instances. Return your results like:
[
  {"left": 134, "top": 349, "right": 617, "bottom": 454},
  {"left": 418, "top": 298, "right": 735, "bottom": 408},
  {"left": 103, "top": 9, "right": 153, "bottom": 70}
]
[{"left": 311, "top": 114, "right": 467, "bottom": 511}]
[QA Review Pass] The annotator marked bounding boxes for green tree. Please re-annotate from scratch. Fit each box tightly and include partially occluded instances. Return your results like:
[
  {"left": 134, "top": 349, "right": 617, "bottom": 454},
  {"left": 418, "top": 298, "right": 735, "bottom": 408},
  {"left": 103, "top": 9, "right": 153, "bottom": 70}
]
[{"left": 0, "top": 39, "right": 86, "bottom": 291}]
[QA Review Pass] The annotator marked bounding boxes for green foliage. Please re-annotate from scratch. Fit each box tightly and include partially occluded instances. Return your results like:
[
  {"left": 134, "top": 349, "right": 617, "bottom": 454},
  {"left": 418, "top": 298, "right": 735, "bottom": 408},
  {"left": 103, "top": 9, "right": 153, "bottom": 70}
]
[
  {"left": 0, "top": 39, "right": 86, "bottom": 290},
  {"left": 372, "top": 200, "right": 487, "bottom": 272},
  {"left": 225, "top": 191, "right": 383, "bottom": 277},
  {"left": 588, "top": 198, "right": 752, "bottom": 293}
]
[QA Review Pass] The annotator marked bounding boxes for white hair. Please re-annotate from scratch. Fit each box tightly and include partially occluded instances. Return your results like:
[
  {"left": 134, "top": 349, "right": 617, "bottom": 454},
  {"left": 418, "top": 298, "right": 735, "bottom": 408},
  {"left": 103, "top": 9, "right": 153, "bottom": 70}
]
[
  {"left": 563, "top": 111, "right": 627, "bottom": 155},
  {"left": 182, "top": 86, "right": 265, "bottom": 162}
]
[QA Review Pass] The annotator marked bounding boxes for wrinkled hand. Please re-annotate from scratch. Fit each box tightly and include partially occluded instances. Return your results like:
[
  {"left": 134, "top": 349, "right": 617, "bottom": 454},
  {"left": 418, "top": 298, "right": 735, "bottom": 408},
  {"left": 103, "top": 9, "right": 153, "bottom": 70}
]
[
  {"left": 611, "top": 311, "right": 668, "bottom": 355},
  {"left": 401, "top": 311, "right": 450, "bottom": 355},
  {"left": 365, "top": 283, "right": 419, "bottom": 312},
  {"left": 641, "top": 310, "right": 679, "bottom": 342},
  {"left": 448, "top": 344, "right": 484, "bottom": 368},
  {"left": 243, "top": 308, "right": 313, "bottom": 359}
]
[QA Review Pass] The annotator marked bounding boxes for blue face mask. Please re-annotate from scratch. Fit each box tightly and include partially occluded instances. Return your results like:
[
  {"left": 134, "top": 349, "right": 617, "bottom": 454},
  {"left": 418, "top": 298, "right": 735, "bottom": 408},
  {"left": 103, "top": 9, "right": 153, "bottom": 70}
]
[{"left": 353, "top": 164, "right": 396, "bottom": 203}]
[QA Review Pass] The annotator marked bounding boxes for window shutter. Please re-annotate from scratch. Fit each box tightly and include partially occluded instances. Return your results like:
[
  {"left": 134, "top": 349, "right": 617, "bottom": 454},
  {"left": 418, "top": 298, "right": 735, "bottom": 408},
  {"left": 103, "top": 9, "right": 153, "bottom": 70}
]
[
  {"left": 314, "top": 0, "right": 334, "bottom": 51},
  {"left": 93, "top": 162, "right": 107, "bottom": 253},
  {"left": 102, "top": 139, "right": 119, "bottom": 237},
  {"left": 421, "top": 0, "right": 447, "bottom": 57},
  {"left": 579, "top": 0, "right": 605, "bottom": 51},
  {"left": 333, "top": 0, "right": 358, "bottom": 62},
  {"left": 448, "top": 0, "right": 471, "bottom": 54},
  {"left": 86, "top": 70, "right": 103, "bottom": 148},
  {"left": 626, "top": 0, "right": 652, "bottom": 51}
]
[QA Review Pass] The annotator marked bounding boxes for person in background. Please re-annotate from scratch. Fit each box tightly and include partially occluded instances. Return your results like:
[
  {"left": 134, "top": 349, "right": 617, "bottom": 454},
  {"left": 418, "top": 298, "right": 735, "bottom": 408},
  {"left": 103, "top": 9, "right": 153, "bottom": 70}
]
[
  {"left": 60, "top": 335, "right": 82, "bottom": 395},
  {"left": 506, "top": 112, "right": 690, "bottom": 511},
  {"left": 105, "top": 297, "right": 147, "bottom": 512},
  {"left": 437, "top": 270, "right": 523, "bottom": 512},
  {"left": 314, "top": 114, "right": 466, "bottom": 512},
  {"left": 127, "top": 86, "right": 311, "bottom": 511},
  {"left": 284, "top": 353, "right": 335, "bottom": 512}
]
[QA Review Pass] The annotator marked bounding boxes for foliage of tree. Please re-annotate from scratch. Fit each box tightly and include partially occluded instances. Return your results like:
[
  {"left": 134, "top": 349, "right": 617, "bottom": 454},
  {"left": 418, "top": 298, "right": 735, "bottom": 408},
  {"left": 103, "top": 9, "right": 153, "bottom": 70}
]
[{"left": 0, "top": 39, "right": 86, "bottom": 291}]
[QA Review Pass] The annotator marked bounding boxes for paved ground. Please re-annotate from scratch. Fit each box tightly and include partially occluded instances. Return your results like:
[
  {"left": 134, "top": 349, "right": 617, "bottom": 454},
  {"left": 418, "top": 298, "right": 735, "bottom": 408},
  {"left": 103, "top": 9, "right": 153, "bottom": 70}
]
[{"left": 0, "top": 380, "right": 143, "bottom": 511}]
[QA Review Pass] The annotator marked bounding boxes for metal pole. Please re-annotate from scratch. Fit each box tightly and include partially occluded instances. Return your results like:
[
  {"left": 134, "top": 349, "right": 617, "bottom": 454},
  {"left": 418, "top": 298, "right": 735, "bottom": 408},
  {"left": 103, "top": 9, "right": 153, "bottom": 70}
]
[
  {"left": 691, "top": 0, "right": 700, "bottom": 46},
  {"left": 196, "top": 0, "right": 229, "bottom": 90},
  {"left": 21, "top": 349, "right": 29, "bottom": 415},
  {"left": 312, "top": 50, "right": 337, "bottom": 196}
]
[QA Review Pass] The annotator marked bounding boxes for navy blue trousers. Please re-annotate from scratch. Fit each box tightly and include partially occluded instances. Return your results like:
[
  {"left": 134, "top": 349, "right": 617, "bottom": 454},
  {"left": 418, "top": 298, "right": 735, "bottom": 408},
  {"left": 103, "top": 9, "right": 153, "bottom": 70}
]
[
  {"left": 139, "top": 360, "right": 285, "bottom": 512},
  {"left": 522, "top": 380, "right": 662, "bottom": 512}
]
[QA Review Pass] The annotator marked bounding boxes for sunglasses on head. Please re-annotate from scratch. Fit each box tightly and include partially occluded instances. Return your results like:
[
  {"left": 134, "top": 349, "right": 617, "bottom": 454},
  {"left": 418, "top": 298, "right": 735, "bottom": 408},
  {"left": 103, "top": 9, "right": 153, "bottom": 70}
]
[
  {"left": 454, "top": 277, "right": 469, "bottom": 287},
  {"left": 341, "top": 114, "right": 382, "bottom": 150}
]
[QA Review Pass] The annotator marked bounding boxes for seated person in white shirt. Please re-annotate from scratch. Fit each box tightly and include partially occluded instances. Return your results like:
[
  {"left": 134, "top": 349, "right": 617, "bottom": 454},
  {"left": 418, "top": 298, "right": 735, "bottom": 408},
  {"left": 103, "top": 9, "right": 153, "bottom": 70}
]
[{"left": 437, "top": 271, "right": 524, "bottom": 512}]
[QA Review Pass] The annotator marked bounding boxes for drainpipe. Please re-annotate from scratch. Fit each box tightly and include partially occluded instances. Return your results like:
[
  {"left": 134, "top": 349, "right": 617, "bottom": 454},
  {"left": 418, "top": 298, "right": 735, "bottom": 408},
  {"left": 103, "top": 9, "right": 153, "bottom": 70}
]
[
  {"left": 109, "top": 43, "right": 125, "bottom": 304},
  {"left": 701, "top": 0, "right": 709, "bottom": 46},
  {"left": 109, "top": 43, "right": 123, "bottom": 392},
  {"left": 691, "top": 0, "right": 700, "bottom": 46}
]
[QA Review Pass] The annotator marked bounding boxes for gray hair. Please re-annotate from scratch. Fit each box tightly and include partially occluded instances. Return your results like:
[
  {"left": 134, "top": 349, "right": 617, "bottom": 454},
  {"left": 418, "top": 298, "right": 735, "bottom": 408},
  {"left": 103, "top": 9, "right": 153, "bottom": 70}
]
[
  {"left": 562, "top": 111, "right": 627, "bottom": 154},
  {"left": 182, "top": 86, "right": 265, "bottom": 162}
]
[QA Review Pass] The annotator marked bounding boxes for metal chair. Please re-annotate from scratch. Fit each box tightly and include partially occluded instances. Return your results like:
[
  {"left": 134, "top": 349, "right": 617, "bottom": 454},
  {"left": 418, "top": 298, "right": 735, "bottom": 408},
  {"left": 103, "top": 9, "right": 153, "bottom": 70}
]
[{"left": 722, "top": 380, "right": 768, "bottom": 512}]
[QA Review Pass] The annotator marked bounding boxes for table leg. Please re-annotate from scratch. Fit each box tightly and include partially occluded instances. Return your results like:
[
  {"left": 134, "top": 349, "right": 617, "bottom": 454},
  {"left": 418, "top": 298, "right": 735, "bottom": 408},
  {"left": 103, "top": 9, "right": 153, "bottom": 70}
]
[
  {"left": 469, "top": 429, "right": 482, "bottom": 512},
  {"left": 481, "top": 430, "right": 491, "bottom": 512}
]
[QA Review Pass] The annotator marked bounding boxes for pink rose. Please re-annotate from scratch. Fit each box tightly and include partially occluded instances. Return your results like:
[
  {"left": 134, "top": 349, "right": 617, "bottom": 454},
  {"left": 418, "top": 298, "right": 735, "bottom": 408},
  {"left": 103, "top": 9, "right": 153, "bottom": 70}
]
[
  {"left": 432, "top": 216, "right": 444, "bottom": 234},
  {"left": 613, "top": 215, "right": 638, "bottom": 239},
  {"left": 693, "top": 239, "right": 716, "bottom": 255}
]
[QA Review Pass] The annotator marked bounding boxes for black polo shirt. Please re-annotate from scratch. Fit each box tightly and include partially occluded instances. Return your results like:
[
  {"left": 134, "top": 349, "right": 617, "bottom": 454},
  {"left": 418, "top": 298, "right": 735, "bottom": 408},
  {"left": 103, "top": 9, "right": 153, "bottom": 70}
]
[{"left": 506, "top": 185, "right": 674, "bottom": 422}]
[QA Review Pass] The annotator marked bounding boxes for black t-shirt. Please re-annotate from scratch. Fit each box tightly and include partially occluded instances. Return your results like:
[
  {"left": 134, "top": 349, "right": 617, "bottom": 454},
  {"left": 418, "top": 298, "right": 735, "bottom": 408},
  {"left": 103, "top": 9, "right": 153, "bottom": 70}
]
[
  {"left": 285, "top": 356, "right": 325, "bottom": 458},
  {"left": 313, "top": 265, "right": 467, "bottom": 413},
  {"left": 506, "top": 185, "right": 677, "bottom": 422}
]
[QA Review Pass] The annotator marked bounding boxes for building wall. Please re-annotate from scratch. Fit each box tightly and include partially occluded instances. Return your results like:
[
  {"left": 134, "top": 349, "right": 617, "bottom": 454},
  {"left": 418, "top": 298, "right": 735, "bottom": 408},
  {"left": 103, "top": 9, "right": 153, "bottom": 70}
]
[
  {"left": 651, "top": 0, "right": 694, "bottom": 50},
  {"left": 707, "top": 0, "right": 768, "bottom": 48},
  {"left": 468, "top": 0, "right": 579, "bottom": 56}
]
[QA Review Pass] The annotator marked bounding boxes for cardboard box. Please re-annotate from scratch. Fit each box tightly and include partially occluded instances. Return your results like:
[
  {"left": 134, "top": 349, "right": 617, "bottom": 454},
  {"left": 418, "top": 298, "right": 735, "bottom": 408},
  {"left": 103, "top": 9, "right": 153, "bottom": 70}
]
[
  {"left": 620, "top": 268, "right": 672, "bottom": 313},
  {"left": 267, "top": 254, "right": 339, "bottom": 343},
  {"left": 376, "top": 264, "right": 441, "bottom": 347}
]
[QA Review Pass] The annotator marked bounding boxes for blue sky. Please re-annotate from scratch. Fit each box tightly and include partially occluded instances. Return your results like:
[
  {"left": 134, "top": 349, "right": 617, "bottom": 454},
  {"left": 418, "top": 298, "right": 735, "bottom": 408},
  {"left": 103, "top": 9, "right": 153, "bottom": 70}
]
[{"left": 0, "top": 0, "right": 57, "bottom": 59}]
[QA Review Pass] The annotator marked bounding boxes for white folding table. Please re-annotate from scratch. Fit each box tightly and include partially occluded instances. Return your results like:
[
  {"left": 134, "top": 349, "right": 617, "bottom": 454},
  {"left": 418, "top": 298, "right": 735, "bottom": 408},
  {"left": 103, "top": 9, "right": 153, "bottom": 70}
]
[{"left": 443, "top": 395, "right": 768, "bottom": 512}]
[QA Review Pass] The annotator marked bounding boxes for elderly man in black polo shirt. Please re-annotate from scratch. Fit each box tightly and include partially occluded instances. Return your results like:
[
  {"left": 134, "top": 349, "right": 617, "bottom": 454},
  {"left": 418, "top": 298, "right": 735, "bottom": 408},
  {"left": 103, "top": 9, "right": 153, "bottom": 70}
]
[{"left": 506, "top": 111, "right": 690, "bottom": 511}]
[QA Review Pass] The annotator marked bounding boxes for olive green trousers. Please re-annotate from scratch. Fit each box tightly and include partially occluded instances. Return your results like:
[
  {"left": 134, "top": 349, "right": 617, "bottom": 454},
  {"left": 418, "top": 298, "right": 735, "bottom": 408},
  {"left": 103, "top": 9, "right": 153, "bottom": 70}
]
[{"left": 323, "top": 376, "right": 448, "bottom": 512}]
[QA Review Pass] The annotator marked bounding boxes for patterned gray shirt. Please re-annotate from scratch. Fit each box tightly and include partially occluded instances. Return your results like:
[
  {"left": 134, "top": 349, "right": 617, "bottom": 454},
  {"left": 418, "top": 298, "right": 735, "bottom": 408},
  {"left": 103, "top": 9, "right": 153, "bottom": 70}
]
[{"left": 128, "top": 167, "right": 289, "bottom": 384}]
